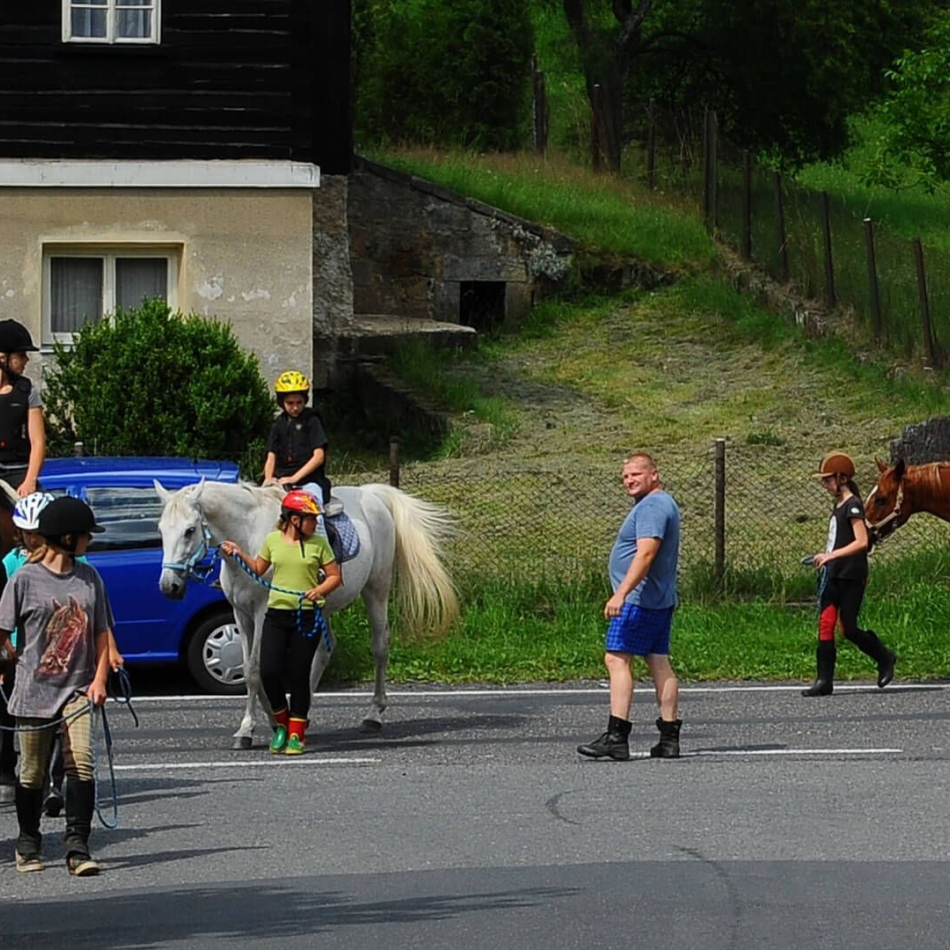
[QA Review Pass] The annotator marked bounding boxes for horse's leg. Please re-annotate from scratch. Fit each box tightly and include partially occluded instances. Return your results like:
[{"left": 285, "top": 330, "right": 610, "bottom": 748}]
[
  {"left": 309, "top": 618, "right": 337, "bottom": 696},
  {"left": 232, "top": 602, "right": 265, "bottom": 750},
  {"left": 360, "top": 587, "right": 391, "bottom": 733}
]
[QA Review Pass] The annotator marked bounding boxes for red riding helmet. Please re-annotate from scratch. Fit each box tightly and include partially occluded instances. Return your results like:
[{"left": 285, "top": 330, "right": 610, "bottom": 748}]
[{"left": 281, "top": 490, "right": 321, "bottom": 516}]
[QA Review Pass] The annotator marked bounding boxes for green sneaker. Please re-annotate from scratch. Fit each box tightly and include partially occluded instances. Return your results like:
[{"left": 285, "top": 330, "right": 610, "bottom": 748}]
[
  {"left": 269, "top": 726, "right": 288, "bottom": 754},
  {"left": 284, "top": 733, "right": 305, "bottom": 756}
]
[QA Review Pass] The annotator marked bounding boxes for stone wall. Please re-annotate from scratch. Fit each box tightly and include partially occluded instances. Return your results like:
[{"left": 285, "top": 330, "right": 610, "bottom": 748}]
[
  {"left": 890, "top": 417, "right": 950, "bottom": 464},
  {"left": 347, "top": 157, "right": 573, "bottom": 329}
]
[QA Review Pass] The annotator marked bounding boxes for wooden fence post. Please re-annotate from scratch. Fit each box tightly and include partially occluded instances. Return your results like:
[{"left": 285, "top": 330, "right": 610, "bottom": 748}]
[
  {"left": 646, "top": 98, "right": 656, "bottom": 189},
  {"left": 741, "top": 150, "right": 752, "bottom": 260},
  {"left": 532, "top": 60, "right": 548, "bottom": 155},
  {"left": 821, "top": 191, "right": 836, "bottom": 308},
  {"left": 389, "top": 436, "right": 401, "bottom": 488},
  {"left": 773, "top": 172, "right": 789, "bottom": 283},
  {"left": 703, "top": 109, "right": 718, "bottom": 231},
  {"left": 591, "top": 84, "right": 602, "bottom": 173},
  {"left": 714, "top": 438, "right": 726, "bottom": 593},
  {"left": 913, "top": 236, "right": 937, "bottom": 366},
  {"left": 863, "top": 218, "right": 883, "bottom": 342}
]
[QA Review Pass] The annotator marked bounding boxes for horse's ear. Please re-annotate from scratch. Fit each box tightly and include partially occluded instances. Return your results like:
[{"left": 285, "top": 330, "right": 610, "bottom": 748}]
[
  {"left": 876, "top": 458, "right": 887, "bottom": 473},
  {"left": 187, "top": 477, "right": 206, "bottom": 503},
  {"left": 894, "top": 458, "right": 906, "bottom": 481},
  {"left": 153, "top": 479, "right": 172, "bottom": 505}
]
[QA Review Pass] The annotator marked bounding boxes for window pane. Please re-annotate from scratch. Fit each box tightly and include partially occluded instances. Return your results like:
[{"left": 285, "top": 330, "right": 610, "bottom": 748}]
[
  {"left": 116, "top": 10, "right": 151, "bottom": 39},
  {"left": 51, "top": 258, "right": 103, "bottom": 334},
  {"left": 71, "top": 9, "right": 107, "bottom": 37},
  {"left": 116, "top": 258, "right": 167, "bottom": 310},
  {"left": 85, "top": 487, "right": 163, "bottom": 551},
  {"left": 117, "top": 0, "right": 152, "bottom": 5}
]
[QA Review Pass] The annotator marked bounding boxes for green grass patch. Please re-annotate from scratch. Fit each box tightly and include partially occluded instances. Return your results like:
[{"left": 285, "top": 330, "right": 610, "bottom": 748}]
[
  {"left": 369, "top": 147, "right": 715, "bottom": 272},
  {"left": 323, "top": 551, "right": 950, "bottom": 684}
]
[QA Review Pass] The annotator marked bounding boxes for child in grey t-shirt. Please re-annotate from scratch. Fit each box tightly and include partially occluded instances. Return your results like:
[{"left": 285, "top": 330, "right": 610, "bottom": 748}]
[{"left": 0, "top": 496, "right": 114, "bottom": 876}]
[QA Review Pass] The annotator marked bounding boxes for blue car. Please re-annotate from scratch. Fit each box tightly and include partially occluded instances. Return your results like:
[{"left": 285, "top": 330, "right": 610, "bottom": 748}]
[{"left": 36, "top": 456, "right": 245, "bottom": 694}]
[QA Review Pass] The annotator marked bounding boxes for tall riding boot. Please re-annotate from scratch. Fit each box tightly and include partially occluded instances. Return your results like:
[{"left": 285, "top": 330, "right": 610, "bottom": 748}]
[
  {"left": 846, "top": 629, "right": 896, "bottom": 688},
  {"left": 650, "top": 718, "right": 682, "bottom": 758},
  {"left": 802, "top": 641, "right": 836, "bottom": 697},
  {"left": 14, "top": 784, "right": 45, "bottom": 872},
  {"left": 64, "top": 779, "right": 100, "bottom": 876},
  {"left": 577, "top": 715, "right": 632, "bottom": 761}
]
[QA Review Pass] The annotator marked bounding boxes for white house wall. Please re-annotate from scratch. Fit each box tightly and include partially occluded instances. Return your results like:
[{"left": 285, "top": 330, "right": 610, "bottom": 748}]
[{"left": 0, "top": 187, "right": 313, "bottom": 383}]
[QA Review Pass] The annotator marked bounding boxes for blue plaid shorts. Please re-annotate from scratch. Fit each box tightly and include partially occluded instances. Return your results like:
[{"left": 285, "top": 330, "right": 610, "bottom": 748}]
[{"left": 605, "top": 603, "right": 674, "bottom": 656}]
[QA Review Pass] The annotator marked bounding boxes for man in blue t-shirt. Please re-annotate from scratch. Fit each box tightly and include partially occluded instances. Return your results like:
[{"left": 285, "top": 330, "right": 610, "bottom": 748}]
[{"left": 578, "top": 452, "right": 683, "bottom": 762}]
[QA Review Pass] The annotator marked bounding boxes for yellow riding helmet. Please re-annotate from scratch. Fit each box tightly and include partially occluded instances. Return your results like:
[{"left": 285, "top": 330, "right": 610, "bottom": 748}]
[{"left": 275, "top": 370, "right": 310, "bottom": 394}]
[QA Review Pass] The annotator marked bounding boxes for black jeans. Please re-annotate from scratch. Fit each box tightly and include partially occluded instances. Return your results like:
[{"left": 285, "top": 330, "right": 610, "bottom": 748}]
[
  {"left": 260, "top": 609, "right": 319, "bottom": 720},
  {"left": 818, "top": 575, "right": 866, "bottom": 641}
]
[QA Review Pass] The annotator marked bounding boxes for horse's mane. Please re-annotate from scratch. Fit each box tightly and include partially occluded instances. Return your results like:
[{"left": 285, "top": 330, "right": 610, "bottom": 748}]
[{"left": 907, "top": 462, "right": 950, "bottom": 498}]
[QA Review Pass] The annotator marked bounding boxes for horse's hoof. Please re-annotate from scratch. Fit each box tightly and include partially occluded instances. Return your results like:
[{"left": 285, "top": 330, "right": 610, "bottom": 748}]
[
  {"left": 360, "top": 719, "right": 383, "bottom": 734},
  {"left": 233, "top": 736, "right": 253, "bottom": 750}
]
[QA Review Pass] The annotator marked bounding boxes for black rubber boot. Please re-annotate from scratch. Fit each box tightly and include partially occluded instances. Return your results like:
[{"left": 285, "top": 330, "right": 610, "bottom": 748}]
[
  {"left": 64, "top": 779, "right": 97, "bottom": 871},
  {"left": 846, "top": 629, "right": 896, "bottom": 689},
  {"left": 650, "top": 718, "right": 682, "bottom": 758},
  {"left": 802, "top": 641, "right": 836, "bottom": 696},
  {"left": 14, "top": 784, "right": 44, "bottom": 866},
  {"left": 577, "top": 715, "right": 632, "bottom": 761}
]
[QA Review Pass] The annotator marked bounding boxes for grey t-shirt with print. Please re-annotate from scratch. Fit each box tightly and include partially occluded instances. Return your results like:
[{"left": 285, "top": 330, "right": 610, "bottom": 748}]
[{"left": 0, "top": 560, "right": 114, "bottom": 718}]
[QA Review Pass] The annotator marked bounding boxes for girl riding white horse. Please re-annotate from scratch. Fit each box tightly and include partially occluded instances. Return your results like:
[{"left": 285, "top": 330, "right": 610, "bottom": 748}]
[{"left": 156, "top": 480, "right": 458, "bottom": 749}]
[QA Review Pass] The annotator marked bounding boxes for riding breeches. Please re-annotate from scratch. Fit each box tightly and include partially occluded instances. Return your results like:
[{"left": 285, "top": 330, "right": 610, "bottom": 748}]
[
  {"left": 260, "top": 608, "right": 320, "bottom": 720},
  {"left": 818, "top": 576, "right": 866, "bottom": 643},
  {"left": 17, "top": 694, "right": 94, "bottom": 789}
]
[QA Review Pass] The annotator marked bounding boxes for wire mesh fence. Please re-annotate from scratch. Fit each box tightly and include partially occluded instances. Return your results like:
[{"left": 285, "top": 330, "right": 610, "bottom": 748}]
[
  {"left": 618, "top": 105, "right": 950, "bottom": 367},
  {"left": 340, "top": 440, "right": 948, "bottom": 602}
]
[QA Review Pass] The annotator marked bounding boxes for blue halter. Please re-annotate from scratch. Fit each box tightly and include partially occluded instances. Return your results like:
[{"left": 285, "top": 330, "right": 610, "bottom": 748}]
[{"left": 161, "top": 513, "right": 219, "bottom": 582}]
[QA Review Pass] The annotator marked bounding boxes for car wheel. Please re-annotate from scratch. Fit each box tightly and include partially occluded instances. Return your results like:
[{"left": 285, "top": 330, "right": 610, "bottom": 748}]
[{"left": 186, "top": 610, "right": 246, "bottom": 695}]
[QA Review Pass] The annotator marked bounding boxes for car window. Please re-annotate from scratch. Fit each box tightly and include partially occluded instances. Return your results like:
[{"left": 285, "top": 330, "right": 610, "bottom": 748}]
[{"left": 85, "top": 486, "right": 166, "bottom": 551}]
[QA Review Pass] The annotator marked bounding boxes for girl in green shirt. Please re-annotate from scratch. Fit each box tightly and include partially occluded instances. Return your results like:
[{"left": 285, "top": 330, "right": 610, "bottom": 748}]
[{"left": 221, "top": 490, "right": 340, "bottom": 755}]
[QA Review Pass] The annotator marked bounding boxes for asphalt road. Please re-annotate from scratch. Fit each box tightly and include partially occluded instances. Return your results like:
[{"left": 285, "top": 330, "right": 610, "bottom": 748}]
[{"left": 2, "top": 680, "right": 949, "bottom": 949}]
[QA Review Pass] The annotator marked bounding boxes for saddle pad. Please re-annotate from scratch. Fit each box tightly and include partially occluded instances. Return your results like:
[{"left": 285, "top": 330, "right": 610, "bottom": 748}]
[{"left": 326, "top": 512, "right": 360, "bottom": 564}]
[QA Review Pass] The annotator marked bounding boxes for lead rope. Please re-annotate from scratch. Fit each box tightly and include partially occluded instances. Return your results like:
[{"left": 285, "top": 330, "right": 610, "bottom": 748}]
[
  {"left": 0, "top": 667, "right": 139, "bottom": 829},
  {"left": 226, "top": 552, "right": 332, "bottom": 652}
]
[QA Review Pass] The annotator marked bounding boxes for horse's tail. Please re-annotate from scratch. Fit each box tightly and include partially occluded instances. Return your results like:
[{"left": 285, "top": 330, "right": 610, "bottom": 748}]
[{"left": 361, "top": 483, "right": 459, "bottom": 639}]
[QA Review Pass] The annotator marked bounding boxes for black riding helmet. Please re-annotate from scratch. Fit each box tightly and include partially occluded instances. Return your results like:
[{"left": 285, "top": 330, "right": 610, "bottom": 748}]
[
  {"left": 0, "top": 320, "right": 39, "bottom": 355},
  {"left": 38, "top": 496, "right": 105, "bottom": 542}
]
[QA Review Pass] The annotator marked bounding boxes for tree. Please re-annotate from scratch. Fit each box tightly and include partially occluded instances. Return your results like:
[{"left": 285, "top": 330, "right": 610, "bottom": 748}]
[
  {"left": 355, "top": 0, "right": 534, "bottom": 151},
  {"left": 870, "top": 14, "right": 950, "bottom": 190},
  {"left": 559, "top": 0, "right": 933, "bottom": 170}
]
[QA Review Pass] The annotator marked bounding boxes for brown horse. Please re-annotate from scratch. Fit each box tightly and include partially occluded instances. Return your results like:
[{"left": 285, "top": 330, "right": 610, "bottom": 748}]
[{"left": 864, "top": 458, "right": 950, "bottom": 546}]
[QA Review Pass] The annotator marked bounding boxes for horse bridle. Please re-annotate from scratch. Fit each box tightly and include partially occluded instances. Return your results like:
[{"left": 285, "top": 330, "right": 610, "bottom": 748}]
[
  {"left": 868, "top": 479, "right": 905, "bottom": 545},
  {"left": 161, "top": 510, "right": 218, "bottom": 582}
]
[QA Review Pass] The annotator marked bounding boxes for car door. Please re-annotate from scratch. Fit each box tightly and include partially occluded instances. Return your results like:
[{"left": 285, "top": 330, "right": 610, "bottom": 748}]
[{"left": 82, "top": 484, "right": 197, "bottom": 660}]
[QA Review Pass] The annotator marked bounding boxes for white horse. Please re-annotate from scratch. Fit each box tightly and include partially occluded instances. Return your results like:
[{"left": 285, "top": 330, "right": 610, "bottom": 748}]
[{"left": 155, "top": 480, "right": 459, "bottom": 749}]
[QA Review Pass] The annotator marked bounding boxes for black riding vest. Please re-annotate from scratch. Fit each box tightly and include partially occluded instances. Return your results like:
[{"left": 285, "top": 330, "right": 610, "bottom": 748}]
[
  {"left": 0, "top": 377, "right": 32, "bottom": 465},
  {"left": 273, "top": 408, "right": 331, "bottom": 501}
]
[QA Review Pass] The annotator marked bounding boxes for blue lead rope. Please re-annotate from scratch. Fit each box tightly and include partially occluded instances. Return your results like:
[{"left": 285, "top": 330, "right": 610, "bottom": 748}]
[
  {"left": 0, "top": 666, "right": 138, "bottom": 829},
  {"left": 227, "top": 552, "right": 332, "bottom": 653}
]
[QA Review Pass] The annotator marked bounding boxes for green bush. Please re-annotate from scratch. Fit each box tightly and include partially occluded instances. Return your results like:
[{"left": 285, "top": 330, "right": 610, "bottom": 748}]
[{"left": 43, "top": 299, "right": 273, "bottom": 473}]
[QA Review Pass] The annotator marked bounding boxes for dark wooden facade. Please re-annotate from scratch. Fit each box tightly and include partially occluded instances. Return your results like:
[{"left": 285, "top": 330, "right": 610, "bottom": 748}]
[{"left": 0, "top": 0, "right": 352, "bottom": 173}]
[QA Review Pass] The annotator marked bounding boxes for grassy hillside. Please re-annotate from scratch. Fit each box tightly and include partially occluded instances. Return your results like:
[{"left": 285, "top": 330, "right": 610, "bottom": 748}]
[{"left": 327, "top": 152, "right": 950, "bottom": 685}]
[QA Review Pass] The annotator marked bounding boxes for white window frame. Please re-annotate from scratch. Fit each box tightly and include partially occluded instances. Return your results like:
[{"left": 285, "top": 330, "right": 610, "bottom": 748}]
[
  {"left": 42, "top": 244, "right": 180, "bottom": 346},
  {"left": 62, "top": 0, "right": 162, "bottom": 45}
]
